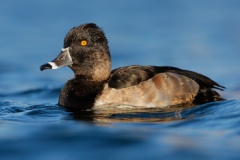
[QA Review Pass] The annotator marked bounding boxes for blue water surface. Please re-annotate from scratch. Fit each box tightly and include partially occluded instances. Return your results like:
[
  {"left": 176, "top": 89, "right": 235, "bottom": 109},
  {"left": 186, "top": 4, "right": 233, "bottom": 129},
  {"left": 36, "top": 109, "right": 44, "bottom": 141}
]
[{"left": 1, "top": 1, "right": 240, "bottom": 160}]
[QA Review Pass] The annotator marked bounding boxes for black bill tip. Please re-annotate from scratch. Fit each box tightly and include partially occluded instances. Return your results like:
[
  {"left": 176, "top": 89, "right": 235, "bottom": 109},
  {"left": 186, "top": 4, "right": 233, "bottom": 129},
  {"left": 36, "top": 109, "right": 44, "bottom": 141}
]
[{"left": 40, "top": 63, "right": 52, "bottom": 71}]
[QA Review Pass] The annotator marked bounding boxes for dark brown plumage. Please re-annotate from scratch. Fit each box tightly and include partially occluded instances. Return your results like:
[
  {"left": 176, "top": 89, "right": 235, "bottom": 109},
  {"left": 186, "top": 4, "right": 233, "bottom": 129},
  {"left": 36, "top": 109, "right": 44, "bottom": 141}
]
[{"left": 40, "top": 23, "right": 225, "bottom": 109}]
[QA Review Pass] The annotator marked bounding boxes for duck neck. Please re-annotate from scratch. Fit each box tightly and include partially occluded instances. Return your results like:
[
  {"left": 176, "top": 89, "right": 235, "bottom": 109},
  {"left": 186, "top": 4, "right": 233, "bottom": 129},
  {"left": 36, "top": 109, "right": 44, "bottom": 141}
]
[
  {"left": 72, "top": 50, "right": 112, "bottom": 82},
  {"left": 74, "top": 75, "right": 108, "bottom": 84},
  {"left": 72, "top": 76, "right": 106, "bottom": 93}
]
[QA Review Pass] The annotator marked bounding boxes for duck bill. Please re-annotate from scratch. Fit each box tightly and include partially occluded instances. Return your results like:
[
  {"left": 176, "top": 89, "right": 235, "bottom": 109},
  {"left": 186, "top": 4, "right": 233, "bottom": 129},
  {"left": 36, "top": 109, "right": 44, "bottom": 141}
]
[{"left": 40, "top": 47, "right": 73, "bottom": 71}]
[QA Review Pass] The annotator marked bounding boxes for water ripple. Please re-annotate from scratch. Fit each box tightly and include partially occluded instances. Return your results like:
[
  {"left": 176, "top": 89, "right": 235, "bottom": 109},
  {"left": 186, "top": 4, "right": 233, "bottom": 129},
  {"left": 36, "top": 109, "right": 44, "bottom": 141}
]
[{"left": 0, "top": 100, "right": 68, "bottom": 123}]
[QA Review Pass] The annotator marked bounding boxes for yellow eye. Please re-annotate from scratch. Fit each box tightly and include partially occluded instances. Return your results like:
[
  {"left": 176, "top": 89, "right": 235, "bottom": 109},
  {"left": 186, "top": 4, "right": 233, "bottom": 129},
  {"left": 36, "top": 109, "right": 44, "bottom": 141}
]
[{"left": 80, "top": 40, "right": 88, "bottom": 46}]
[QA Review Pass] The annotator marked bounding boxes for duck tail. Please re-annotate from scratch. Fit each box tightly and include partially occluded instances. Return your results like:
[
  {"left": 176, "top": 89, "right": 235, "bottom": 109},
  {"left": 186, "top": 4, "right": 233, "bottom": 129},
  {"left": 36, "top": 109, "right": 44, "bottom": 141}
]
[{"left": 193, "top": 88, "right": 225, "bottom": 104}]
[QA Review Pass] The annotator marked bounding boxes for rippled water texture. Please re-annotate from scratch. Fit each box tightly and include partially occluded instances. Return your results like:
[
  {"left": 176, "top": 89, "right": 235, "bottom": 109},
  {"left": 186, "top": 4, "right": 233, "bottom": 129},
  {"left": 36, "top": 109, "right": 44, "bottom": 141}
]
[{"left": 1, "top": 1, "right": 240, "bottom": 160}]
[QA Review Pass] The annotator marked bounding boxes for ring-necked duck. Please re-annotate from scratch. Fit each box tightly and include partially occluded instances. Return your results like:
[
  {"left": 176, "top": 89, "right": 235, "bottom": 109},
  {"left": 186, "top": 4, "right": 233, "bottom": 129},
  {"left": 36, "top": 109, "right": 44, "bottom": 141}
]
[{"left": 40, "top": 23, "right": 225, "bottom": 109}]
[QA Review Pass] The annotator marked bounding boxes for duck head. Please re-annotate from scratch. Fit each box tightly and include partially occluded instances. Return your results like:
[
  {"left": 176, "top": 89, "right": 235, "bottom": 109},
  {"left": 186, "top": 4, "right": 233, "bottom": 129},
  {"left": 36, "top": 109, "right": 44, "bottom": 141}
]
[{"left": 40, "top": 23, "right": 112, "bottom": 81}]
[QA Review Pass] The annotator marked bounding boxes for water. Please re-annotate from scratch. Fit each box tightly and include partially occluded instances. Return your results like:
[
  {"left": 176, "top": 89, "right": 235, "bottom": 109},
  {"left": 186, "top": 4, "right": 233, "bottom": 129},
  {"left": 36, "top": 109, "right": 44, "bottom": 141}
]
[{"left": 1, "top": 1, "right": 240, "bottom": 160}]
